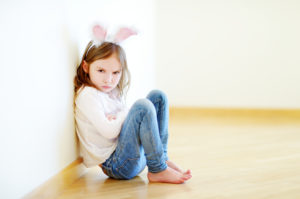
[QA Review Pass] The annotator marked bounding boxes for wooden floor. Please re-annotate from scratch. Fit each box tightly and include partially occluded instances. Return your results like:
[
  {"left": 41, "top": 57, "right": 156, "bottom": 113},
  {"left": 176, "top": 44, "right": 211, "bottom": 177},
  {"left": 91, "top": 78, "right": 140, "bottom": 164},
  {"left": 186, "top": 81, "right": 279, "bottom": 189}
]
[{"left": 57, "top": 110, "right": 300, "bottom": 199}]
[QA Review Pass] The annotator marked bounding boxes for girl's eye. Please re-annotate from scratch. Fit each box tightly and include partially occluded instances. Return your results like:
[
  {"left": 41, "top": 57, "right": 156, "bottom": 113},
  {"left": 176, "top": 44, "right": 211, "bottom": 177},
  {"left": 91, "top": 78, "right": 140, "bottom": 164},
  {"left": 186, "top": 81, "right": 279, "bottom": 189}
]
[
  {"left": 98, "top": 69, "right": 104, "bottom": 73},
  {"left": 113, "top": 71, "right": 120, "bottom": 75}
]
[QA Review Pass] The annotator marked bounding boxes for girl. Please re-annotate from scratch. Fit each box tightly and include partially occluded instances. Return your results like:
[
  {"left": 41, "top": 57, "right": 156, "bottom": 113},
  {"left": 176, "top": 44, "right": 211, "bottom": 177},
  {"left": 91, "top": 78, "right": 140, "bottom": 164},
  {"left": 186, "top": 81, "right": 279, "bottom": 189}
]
[{"left": 74, "top": 25, "right": 192, "bottom": 184}]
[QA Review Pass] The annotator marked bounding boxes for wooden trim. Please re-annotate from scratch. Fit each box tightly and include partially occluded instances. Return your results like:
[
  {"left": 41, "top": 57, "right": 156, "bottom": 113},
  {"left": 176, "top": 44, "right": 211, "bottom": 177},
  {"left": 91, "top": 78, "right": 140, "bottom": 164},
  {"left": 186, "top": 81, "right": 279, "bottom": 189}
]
[
  {"left": 23, "top": 157, "right": 86, "bottom": 199},
  {"left": 170, "top": 107, "right": 300, "bottom": 118}
]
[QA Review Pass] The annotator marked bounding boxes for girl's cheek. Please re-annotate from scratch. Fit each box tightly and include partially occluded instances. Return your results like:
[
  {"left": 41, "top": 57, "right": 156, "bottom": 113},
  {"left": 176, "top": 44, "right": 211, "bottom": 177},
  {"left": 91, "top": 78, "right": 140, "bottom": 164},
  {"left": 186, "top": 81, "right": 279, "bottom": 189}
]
[{"left": 115, "top": 75, "right": 121, "bottom": 83}]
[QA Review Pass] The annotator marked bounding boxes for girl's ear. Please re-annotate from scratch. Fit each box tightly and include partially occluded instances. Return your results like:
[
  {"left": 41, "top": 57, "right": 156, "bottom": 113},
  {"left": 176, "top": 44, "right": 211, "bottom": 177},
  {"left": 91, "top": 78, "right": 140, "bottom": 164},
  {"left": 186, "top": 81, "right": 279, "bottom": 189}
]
[{"left": 82, "top": 61, "right": 89, "bottom": 73}]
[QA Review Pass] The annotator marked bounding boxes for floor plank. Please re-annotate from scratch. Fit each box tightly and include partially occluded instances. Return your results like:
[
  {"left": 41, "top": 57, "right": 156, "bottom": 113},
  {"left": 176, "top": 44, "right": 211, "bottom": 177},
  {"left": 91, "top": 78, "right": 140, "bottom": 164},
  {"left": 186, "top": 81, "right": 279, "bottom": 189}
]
[{"left": 57, "top": 113, "right": 300, "bottom": 199}]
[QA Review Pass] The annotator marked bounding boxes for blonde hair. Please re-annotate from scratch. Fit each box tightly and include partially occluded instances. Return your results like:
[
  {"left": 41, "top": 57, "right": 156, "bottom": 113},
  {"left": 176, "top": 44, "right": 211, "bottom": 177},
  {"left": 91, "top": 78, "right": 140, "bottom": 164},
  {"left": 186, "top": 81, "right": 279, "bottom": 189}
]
[{"left": 74, "top": 41, "right": 131, "bottom": 98}]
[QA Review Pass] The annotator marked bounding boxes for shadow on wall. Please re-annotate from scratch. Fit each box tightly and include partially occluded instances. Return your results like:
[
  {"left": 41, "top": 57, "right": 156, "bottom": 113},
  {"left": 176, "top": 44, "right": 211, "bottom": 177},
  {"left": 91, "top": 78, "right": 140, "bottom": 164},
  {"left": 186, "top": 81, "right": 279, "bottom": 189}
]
[{"left": 57, "top": 24, "right": 80, "bottom": 166}]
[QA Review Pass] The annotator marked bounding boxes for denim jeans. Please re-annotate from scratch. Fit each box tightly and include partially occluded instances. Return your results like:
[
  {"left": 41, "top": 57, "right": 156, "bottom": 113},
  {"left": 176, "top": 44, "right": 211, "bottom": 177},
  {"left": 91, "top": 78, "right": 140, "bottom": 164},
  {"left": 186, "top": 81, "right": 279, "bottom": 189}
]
[{"left": 102, "top": 90, "right": 169, "bottom": 180}]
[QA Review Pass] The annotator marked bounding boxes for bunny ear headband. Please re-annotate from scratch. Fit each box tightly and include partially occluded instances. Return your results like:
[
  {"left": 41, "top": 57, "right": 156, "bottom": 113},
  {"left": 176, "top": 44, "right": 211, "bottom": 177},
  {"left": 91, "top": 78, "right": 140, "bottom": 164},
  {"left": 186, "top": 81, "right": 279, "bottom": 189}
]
[{"left": 91, "top": 24, "right": 137, "bottom": 46}]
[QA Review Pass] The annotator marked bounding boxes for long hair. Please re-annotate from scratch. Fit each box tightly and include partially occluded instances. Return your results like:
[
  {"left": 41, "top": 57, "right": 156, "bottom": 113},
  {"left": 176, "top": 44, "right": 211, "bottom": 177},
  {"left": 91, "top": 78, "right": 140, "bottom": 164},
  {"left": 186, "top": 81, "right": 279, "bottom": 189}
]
[{"left": 74, "top": 41, "right": 131, "bottom": 98}]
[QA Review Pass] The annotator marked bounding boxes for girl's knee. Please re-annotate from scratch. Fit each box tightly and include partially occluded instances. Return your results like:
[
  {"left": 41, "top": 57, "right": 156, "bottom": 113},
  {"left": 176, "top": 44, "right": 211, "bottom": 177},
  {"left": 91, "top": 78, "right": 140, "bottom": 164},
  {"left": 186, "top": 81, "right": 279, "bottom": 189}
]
[
  {"left": 147, "top": 90, "right": 168, "bottom": 104},
  {"left": 133, "top": 98, "right": 156, "bottom": 114}
]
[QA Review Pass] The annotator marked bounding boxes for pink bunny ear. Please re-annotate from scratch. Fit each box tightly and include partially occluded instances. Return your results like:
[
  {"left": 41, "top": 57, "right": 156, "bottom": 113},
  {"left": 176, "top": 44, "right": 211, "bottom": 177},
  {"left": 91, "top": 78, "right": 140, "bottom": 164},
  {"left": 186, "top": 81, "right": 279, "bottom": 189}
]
[
  {"left": 113, "top": 27, "right": 137, "bottom": 43},
  {"left": 93, "top": 25, "right": 107, "bottom": 42}
]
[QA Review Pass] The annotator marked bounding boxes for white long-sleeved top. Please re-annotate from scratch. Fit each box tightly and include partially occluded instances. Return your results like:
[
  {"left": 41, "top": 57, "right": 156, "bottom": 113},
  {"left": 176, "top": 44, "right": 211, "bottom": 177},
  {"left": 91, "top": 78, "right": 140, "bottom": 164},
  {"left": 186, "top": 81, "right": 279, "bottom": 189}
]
[{"left": 75, "top": 86, "right": 128, "bottom": 167}]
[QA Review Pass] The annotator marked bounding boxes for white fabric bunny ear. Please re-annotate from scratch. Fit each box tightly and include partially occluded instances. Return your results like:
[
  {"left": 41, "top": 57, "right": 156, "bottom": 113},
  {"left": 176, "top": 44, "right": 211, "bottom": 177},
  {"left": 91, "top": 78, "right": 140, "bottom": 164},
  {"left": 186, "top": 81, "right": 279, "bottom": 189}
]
[
  {"left": 113, "top": 27, "right": 137, "bottom": 43},
  {"left": 92, "top": 25, "right": 107, "bottom": 42}
]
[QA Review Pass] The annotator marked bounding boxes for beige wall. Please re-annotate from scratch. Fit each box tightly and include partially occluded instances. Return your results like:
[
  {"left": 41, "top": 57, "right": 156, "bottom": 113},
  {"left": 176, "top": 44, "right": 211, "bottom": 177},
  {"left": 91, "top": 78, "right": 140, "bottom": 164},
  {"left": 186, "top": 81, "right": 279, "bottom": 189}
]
[
  {"left": 0, "top": 0, "right": 154, "bottom": 198},
  {"left": 155, "top": 0, "right": 300, "bottom": 109}
]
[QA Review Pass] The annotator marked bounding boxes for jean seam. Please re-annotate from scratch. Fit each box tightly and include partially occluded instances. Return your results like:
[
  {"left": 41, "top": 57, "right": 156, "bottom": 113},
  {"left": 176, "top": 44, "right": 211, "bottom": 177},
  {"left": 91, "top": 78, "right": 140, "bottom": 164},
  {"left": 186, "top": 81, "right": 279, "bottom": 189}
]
[
  {"left": 116, "top": 157, "right": 140, "bottom": 171},
  {"left": 102, "top": 166, "right": 114, "bottom": 178}
]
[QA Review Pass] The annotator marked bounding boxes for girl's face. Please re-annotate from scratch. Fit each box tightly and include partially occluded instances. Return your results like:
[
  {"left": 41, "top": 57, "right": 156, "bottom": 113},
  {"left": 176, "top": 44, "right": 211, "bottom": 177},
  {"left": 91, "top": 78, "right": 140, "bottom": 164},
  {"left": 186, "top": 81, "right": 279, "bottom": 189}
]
[{"left": 85, "top": 54, "right": 122, "bottom": 93}]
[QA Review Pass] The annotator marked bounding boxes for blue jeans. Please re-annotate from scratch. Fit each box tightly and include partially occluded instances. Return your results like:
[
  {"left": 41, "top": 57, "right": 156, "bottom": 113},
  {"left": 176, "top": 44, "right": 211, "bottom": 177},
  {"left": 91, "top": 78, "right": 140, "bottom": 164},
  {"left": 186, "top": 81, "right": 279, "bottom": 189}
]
[{"left": 102, "top": 90, "right": 169, "bottom": 180}]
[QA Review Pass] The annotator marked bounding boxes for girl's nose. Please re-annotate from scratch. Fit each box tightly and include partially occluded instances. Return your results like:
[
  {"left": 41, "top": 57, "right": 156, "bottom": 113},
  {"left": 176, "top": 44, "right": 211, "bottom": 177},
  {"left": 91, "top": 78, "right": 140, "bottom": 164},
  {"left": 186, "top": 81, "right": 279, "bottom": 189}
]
[{"left": 104, "top": 74, "right": 113, "bottom": 83}]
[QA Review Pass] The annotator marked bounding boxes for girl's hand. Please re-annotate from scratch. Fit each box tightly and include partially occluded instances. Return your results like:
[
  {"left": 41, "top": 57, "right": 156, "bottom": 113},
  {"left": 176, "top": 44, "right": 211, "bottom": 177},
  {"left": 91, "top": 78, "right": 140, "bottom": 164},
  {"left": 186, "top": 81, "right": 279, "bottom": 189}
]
[{"left": 106, "top": 114, "right": 117, "bottom": 121}]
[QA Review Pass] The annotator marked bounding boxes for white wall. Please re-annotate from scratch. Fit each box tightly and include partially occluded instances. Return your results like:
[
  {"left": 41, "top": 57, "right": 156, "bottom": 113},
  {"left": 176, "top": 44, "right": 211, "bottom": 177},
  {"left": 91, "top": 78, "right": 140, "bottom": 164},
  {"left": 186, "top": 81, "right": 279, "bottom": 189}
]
[
  {"left": 155, "top": 0, "right": 300, "bottom": 109},
  {"left": 0, "top": 0, "right": 154, "bottom": 198},
  {"left": 0, "top": 1, "right": 77, "bottom": 198}
]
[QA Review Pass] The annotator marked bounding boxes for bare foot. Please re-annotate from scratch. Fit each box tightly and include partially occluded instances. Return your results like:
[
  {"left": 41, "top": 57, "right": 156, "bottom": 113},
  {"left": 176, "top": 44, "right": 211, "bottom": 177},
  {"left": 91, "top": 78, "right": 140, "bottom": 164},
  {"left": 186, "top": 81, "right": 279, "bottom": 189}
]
[
  {"left": 147, "top": 167, "right": 192, "bottom": 184},
  {"left": 166, "top": 160, "right": 191, "bottom": 175}
]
